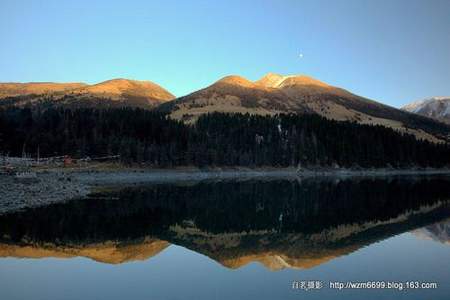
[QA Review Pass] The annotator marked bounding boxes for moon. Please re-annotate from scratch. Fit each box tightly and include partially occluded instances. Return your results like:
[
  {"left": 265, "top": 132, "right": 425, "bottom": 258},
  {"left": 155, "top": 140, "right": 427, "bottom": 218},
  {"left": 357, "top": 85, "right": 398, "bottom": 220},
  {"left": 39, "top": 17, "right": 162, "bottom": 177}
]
[{"left": 299, "top": 53, "right": 304, "bottom": 59}]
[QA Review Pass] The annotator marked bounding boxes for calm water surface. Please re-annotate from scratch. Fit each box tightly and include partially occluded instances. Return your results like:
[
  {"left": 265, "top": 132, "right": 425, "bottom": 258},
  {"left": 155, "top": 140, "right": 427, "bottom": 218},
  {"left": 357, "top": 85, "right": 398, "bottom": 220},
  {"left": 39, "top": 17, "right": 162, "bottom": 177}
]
[{"left": 0, "top": 176, "right": 449, "bottom": 300}]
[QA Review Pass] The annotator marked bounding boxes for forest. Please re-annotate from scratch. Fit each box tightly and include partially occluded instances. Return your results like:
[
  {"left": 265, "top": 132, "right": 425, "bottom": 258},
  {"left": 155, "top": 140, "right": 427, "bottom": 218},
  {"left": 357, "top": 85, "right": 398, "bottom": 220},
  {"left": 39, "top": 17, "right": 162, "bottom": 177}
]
[{"left": 0, "top": 106, "right": 449, "bottom": 168}]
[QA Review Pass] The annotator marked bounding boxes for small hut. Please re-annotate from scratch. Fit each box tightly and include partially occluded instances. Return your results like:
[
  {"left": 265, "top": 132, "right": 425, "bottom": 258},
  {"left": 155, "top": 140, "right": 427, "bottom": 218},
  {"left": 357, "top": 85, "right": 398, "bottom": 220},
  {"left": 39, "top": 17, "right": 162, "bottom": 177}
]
[{"left": 63, "top": 155, "right": 73, "bottom": 167}]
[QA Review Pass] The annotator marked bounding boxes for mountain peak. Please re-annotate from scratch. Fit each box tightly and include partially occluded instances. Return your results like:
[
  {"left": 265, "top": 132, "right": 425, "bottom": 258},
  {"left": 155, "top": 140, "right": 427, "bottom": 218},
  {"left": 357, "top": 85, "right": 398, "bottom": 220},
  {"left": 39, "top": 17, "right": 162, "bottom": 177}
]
[
  {"left": 255, "top": 73, "right": 330, "bottom": 88},
  {"left": 77, "top": 78, "right": 175, "bottom": 103},
  {"left": 402, "top": 97, "right": 450, "bottom": 123},
  {"left": 214, "top": 75, "right": 255, "bottom": 88},
  {"left": 255, "top": 73, "right": 286, "bottom": 88},
  {"left": 278, "top": 75, "right": 330, "bottom": 88},
  {"left": 88, "top": 78, "right": 163, "bottom": 90}
]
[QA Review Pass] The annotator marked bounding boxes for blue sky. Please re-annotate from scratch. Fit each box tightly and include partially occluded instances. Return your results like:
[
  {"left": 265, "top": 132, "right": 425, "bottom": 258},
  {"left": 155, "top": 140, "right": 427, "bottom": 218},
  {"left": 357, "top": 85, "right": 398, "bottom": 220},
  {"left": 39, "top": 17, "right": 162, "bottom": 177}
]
[{"left": 1, "top": 0, "right": 449, "bottom": 107}]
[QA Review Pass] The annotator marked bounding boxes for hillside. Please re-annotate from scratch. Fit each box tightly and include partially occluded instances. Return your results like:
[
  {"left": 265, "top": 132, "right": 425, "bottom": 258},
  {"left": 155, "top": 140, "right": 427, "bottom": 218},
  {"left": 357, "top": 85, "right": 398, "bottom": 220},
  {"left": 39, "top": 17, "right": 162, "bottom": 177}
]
[
  {"left": 70, "top": 78, "right": 175, "bottom": 106},
  {"left": 0, "top": 79, "right": 175, "bottom": 109},
  {"left": 159, "top": 75, "right": 311, "bottom": 122},
  {"left": 161, "top": 73, "right": 450, "bottom": 143},
  {"left": 1, "top": 108, "right": 449, "bottom": 168},
  {"left": 2, "top": 75, "right": 449, "bottom": 142},
  {"left": 0, "top": 82, "right": 87, "bottom": 98}
]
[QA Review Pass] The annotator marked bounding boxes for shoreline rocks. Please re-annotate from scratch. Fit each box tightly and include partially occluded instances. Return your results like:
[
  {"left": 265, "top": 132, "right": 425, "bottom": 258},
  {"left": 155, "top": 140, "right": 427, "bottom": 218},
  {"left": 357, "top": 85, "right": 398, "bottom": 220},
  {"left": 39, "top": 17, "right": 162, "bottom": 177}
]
[
  {"left": 0, "top": 173, "right": 89, "bottom": 215},
  {"left": 1, "top": 167, "right": 450, "bottom": 215}
]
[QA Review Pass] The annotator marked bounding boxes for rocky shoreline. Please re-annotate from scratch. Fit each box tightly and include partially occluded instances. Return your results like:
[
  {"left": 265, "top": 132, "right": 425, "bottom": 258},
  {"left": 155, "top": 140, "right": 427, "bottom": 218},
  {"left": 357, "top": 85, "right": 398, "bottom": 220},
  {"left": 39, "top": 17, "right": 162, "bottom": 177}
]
[
  {"left": 0, "top": 172, "right": 90, "bottom": 215},
  {"left": 1, "top": 167, "right": 450, "bottom": 215}
]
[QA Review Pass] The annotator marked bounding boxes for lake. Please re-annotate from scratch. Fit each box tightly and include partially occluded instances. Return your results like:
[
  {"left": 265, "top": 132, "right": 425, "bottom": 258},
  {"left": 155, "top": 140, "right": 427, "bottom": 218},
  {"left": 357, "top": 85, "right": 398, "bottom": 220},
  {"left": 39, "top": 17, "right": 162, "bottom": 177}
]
[{"left": 0, "top": 176, "right": 449, "bottom": 299}]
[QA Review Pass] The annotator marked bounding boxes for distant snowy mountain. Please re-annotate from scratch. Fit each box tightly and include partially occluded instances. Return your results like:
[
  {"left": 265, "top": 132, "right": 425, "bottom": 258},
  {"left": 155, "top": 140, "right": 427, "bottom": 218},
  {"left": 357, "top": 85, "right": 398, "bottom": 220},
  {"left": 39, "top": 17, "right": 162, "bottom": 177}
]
[
  {"left": 413, "top": 219, "right": 450, "bottom": 245},
  {"left": 402, "top": 97, "right": 450, "bottom": 123}
]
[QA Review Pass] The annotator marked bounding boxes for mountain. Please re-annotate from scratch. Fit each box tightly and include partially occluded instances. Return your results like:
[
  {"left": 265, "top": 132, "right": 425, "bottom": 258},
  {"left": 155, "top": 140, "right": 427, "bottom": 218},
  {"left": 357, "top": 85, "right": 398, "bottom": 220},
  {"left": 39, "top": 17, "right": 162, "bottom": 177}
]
[
  {"left": 402, "top": 97, "right": 450, "bottom": 124},
  {"left": 70, "top": 78, "right": 175, "bottom": 106},
  {"left": 413, "top": 219, "right": 450, "bottom": 245},
  {"left": 0, "top": 82, "right": 87, "bottom": 98},
  {"left": 0, "top": 198, "right": 447, "bottom": 270},
  {"left": 0, "top": 239, "right": 169, "bottom": 264},
  {"left": 0, "top": 79, "right": 175, "bottom": 109},
  {"left": 2, "top": 75, "right": 449, "bottom": 142},
  {"left": 1, "top": 177, "right": 449, "bottom": 270},
  {"left": 159, "top": 74, "right": 311, "bottom": 122},
  {"left": 160, "top": 73, "right": 450, "bottom": 143}
]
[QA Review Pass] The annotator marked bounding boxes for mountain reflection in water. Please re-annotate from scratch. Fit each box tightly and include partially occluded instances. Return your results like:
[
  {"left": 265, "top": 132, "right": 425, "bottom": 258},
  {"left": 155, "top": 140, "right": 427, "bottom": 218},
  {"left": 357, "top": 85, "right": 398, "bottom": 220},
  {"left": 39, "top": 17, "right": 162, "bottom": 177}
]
[{"left": 0, "top": 177, "right": 449, "bottom": 271}]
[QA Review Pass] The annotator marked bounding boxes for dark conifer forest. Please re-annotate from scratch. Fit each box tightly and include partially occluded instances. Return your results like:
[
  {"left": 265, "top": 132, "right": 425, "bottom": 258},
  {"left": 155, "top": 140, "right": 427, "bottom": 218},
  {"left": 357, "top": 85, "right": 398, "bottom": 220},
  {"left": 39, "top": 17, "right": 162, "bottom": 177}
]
[{"left": 0, "top": 107, "right": 449, "bottom": 168}]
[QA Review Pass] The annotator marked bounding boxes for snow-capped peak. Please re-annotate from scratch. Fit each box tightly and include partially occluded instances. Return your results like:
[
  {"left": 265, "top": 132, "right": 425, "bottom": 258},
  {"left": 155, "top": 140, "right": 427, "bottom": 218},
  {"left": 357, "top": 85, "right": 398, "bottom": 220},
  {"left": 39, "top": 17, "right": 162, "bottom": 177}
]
[{"left": 402, "top": 97, "right": 450, "bottom": 121}]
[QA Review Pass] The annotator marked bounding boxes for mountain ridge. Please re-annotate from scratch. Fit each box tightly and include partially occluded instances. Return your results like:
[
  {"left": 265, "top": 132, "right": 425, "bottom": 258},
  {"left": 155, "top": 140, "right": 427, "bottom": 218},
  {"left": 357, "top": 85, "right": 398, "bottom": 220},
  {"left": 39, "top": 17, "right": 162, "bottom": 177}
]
[
  {"left": 0, "top": 82, "right": 87, "bottom": 98},
  {"left": 72, "top": 78, "right": 175, "bottom": 102},
  {"left": 160, "top": 73, "right": 450, "bottom": 143},
  {"left": 2, "top": 74, "right": 449, "bottom": 143},
  {"left": 0, "top": 78, "right": 175, "bottom": 108}
]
